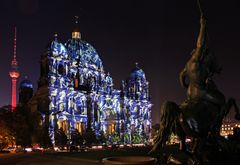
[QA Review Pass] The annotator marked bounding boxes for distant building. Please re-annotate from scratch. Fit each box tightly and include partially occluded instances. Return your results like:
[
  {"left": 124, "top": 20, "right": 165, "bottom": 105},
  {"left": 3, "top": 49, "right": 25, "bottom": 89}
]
[
  {"left": 220, "top": 118, "right": 240, "bottom": 136},
  {"left": 29, "top": 19, "right": 152, "bottom": 145}
]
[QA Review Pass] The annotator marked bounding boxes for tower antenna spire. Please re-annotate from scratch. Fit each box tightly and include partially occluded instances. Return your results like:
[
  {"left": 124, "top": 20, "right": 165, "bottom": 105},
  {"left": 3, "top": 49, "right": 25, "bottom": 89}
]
[
  {"left": 13, "top": 27, "right": 17, "bottom": 60},
  {"left": 11, "top": 27, "right": 18, "bottom": 68}
]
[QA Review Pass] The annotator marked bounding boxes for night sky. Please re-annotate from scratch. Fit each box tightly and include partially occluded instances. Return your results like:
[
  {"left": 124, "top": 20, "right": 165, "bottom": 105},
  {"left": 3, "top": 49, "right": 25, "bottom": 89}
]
[{"left": 1, "top": 0, "right": 240, "bottom": 124}]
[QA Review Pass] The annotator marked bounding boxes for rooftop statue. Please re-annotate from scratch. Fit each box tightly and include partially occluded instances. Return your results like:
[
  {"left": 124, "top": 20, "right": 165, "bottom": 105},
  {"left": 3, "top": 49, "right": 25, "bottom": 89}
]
[{"left": 150, "top": 2, "right": 240, "bottom": 164}]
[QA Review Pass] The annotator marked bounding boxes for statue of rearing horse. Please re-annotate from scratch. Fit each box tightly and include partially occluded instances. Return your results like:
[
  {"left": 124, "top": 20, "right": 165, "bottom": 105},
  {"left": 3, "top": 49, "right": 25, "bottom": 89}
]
[{"left": 150, "top": 15, "right": 240, "bottom": 165}]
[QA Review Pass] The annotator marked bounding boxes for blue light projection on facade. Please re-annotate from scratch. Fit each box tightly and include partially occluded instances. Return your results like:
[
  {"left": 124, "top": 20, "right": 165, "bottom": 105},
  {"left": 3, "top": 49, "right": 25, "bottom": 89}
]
[{"left": 36, "top": 26, "right": 152, "bottom": 145}]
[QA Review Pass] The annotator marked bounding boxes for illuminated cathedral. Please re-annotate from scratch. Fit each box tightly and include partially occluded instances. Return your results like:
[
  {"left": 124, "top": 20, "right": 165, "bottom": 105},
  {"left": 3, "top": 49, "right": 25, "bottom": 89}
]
[{"left": 29, "top": 20, "right": 152, "bottom": 145}]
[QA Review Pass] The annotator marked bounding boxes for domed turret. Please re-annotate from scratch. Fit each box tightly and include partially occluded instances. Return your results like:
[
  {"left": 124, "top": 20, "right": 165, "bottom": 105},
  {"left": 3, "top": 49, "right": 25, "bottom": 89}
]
[
  {"left": 130, "top": 62, "right": 146, "bottom": 80},
  {"left": 19, "top": 76, "right": 33, "bottom": 105},
  {"left": 105, "top": 72, "right": 113, "bottom": 85},
  {"left": 50, "top": 33, "right": 68, "bottom": 59},
  {"left": 65, "top": 37, "right": 103, "bottom": 71},
  {"left": 104, "top": 72, "right": 113, "bottom": 95},
  {"left": 124, "top": 63, "right": 149, "bottom": 100},
  {"left": 64, "top": 16, "right": 103, "bottom": 71},
  {"left": 20, "top": 77, "right": 33, "bottom": 88}
]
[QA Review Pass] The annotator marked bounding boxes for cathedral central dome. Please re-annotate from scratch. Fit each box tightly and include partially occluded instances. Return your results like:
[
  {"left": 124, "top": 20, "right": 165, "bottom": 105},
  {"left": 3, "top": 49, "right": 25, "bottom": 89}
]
[{"left": 65, "top": 39, "right": 103, "bottom": 71}]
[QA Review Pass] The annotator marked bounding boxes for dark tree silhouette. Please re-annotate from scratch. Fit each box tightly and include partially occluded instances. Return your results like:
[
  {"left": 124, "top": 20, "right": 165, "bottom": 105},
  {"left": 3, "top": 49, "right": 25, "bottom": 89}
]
[
  {"left": 55, "top": 128, "right": 67, "bottom": 148},
  {"left": 83, "top": 129, "right": 96, "bottom": 147},
  {"left": 71, "top": 129, "right": 84, "bottom": 146},
  {"left": 13, "top": 106, "right": 32, "bottom": 148}
]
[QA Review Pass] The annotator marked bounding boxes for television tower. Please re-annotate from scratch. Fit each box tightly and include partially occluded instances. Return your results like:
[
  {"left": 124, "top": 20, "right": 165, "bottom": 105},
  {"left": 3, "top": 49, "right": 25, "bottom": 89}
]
[{"left": 9, "top": 27, "right": 20, "bottom": 112}]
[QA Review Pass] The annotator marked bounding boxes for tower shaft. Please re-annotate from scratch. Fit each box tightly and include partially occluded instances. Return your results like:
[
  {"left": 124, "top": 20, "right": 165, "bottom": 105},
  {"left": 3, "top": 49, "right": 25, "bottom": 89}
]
[{"left": 11, "top": 79, "right": 17, "bottom": 111}]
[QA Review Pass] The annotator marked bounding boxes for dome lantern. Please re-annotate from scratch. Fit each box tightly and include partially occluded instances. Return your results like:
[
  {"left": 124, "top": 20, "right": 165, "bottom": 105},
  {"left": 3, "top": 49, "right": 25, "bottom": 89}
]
[{"left": 72, "top": 16, "right": 81, "bottom": 39}]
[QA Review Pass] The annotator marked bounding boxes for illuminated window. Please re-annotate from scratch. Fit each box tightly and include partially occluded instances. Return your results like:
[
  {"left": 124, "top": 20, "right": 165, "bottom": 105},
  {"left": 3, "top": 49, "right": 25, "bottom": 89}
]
[
  {"left": 58, "top": 120, "right": 68, "bottom": 133},
  {"left": 75, "top": 122, "right": 82, "bottom": 134},
  {"left": 111, "top": 124, "right": 115, "bottom": 133},
  {"left": 74, "top": 79, "right": 79, "bottom": 89},
  {"left": 58, "top": 64, "right": 64, "bottom": 75},
  {"left": 107, "top": 124, "right": 115, "bottom": 134}
]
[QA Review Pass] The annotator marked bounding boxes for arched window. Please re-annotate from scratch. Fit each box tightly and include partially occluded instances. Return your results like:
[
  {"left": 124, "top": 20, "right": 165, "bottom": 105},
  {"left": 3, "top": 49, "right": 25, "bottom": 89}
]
[
  {"left": 75, "top": 122, "right": 83, "bottom": 134},
  {"left": 107, "top": 123, "right": 115, "bottom": 134},
  {"left": 74, "top": 78, "right": 79, "bottom": 89},
  {"left": 58, "top": 63, "right": 65, "bottom": 75},
  {"left": 58, "top": 120, "right": 68, "bottom": 134}
]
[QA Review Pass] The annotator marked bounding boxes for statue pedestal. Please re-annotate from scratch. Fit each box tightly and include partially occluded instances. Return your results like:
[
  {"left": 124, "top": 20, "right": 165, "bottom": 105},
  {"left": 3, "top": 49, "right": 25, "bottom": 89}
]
[{"left": 102, "top": 156, "right": 156, "bottom": 165}]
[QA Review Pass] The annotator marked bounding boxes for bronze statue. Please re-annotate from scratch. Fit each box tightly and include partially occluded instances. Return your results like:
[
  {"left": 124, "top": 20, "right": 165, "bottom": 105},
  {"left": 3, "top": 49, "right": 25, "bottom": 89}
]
[{"left": 151, "top": 11, "right": 240, "bottom": 165}]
